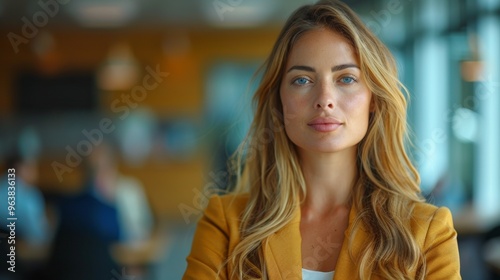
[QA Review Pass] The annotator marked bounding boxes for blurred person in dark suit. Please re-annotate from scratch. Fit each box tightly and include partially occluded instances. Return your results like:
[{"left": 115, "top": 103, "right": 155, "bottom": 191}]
[{"left": 84, "top": 141, "right": 154, "bottom": 244}]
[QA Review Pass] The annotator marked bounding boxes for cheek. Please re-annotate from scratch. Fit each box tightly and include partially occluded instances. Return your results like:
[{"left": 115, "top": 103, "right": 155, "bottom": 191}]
[
  {"left": 282, "top": 103, "right": 299, "bottom": 130},
  {"left": 344, "top": 93, "right": 372, "bottom": 118},
  {"left": 281, "top": 93, "right": 303, "bottom": 124}
]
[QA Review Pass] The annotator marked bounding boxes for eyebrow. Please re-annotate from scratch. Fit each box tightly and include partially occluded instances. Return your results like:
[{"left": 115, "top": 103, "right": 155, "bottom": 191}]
[{"left": 286, "top": 63, "right": 359, "bottom": 73}]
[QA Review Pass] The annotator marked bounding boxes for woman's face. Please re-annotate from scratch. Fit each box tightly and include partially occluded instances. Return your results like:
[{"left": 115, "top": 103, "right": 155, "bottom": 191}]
[{"left": 280, "top": 28, "right": 372, "bottom": 156}]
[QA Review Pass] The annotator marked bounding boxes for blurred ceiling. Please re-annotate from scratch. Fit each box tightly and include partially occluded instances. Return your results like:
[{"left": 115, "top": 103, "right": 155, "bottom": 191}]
[{"left": 0, "top": 0, "right": 367, "bottom": 29}]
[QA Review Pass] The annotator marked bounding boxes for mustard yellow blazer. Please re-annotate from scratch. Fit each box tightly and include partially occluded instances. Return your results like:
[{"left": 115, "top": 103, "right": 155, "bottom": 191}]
[{"left": 183, "top": 194, "right": 461, "bottom": 279}]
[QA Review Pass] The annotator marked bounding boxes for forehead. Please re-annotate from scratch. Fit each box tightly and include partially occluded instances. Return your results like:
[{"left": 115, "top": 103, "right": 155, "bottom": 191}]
[{"left": 286, "top": 28, "right": 358, "bottom": 66}]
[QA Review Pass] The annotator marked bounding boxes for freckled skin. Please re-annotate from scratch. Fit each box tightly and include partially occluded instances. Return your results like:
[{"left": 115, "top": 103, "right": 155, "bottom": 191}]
[{"left": 280, "top": 28, "right": 372, "bottom": 156}]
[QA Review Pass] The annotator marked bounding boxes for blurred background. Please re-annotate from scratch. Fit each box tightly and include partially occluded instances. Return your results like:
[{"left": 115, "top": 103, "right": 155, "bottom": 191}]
[{"left": 0, "top": 0, "right": 499, "bottom": 279}]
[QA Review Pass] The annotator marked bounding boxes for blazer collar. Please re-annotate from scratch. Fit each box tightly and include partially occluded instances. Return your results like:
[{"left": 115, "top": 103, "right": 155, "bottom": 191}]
[{"left": 263, "top": 204, "right": 368, "bottom": 279}]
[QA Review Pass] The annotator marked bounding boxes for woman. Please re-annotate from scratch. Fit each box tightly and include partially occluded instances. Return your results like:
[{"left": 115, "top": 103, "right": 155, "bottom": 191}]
[{"left": 184, "top": 0, "right": 461, "bottom": 279}]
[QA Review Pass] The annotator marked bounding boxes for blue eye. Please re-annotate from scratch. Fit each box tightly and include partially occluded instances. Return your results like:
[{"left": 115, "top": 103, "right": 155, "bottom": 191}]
[
  {"left": 293, "top": 77, "right": 311, "bottom": 86},
  {"left": 340, "top": 76, "right": 356, "bottom": 84}
]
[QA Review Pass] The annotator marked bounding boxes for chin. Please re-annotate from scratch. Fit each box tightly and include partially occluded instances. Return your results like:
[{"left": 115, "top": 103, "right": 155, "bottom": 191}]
[{"left": 298, "top": 143, "right": 355, "bottom": 155}]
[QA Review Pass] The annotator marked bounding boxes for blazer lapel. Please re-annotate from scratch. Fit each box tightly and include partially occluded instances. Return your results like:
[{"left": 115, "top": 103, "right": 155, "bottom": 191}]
[
  {"left": 333, "top": 206, "right": 369, "bottom": 279},
  {"left": 264, "top": 207, "right": 302, "bottom": 279}
]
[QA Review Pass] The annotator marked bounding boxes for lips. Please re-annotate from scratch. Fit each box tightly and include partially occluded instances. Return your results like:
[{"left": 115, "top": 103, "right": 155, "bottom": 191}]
[{"left": 307, "top": 117, "right": 343, "bottom": 132}]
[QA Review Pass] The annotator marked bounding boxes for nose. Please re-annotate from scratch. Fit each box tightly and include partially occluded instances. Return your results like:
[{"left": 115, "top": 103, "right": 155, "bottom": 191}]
[{"left": 314, "top": 82, "right": 335, "bottom": 109}]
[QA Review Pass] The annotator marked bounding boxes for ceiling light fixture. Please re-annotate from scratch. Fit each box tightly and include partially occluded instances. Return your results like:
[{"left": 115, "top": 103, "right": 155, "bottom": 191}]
[{"left": 68, "top": 0, "right": 138, "bottom": 28}]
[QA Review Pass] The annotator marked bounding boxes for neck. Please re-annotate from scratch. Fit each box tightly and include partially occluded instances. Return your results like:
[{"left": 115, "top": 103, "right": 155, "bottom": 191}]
[{"left": 299, "top": 147, "right": 358, "bottom": 214}]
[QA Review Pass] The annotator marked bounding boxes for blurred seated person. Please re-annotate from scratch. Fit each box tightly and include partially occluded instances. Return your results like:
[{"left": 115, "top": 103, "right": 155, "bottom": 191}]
[
  {"left": 58, "top": 141, "right": 154, "bottom": 243},
  {"left": 0, "top": 153, "right": 50, "bottom": 279},
  {"left": 0, "top": 153, "right": 49, "bottom": 245},
  {"left": 88, "top": 141, "right": 154, "bottom": 244},
  {"left": 46, "top": 142, "right": 154, "bottom": 280}
]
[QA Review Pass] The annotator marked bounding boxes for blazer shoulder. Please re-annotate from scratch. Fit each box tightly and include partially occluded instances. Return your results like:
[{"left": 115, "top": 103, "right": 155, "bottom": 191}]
[
  {"left": 412, "top": 202, "right": 439, "bottom": 220},
  {"left": 184, "top": 193, "right": 250, "bottom": 279},
  {"left": 204, "top": 193, "right": 249, "bottom": 227},
  {"left": 411, "top": 203, "right": 461, "bottom": 278},
  {"left": 411, "top": 202, "right": 453, "bottom": 225},
  {"left": 217, "top": 192, "right": 250, "bottom": 207},
  {"left": 410, "top": 203, "right": 456, "bottom": 247}
]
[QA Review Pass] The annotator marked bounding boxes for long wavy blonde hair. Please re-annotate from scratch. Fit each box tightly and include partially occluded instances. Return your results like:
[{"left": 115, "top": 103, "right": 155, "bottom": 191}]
[{"left": 224, "top": 0, "right": 425, "bottom": 279}]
